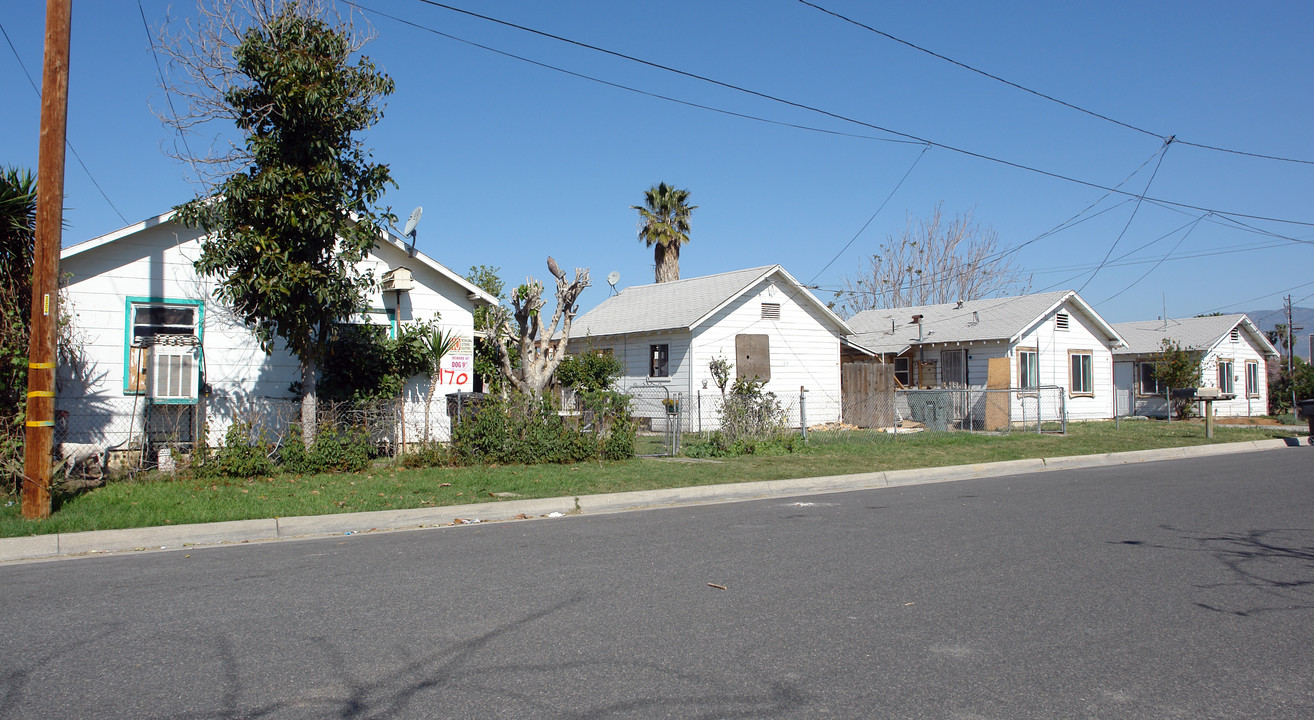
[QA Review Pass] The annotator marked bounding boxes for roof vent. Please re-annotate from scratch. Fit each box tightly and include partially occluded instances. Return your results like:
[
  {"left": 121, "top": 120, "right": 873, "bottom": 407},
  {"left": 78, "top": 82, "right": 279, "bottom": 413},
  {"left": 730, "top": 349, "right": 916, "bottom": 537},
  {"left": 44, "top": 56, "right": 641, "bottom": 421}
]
[
  {"left": 761, "top": 302, "right": 781, "bottom": 320},
  {"left": 911, "top": 314, "right": 923, "bottom": 324},
  {"left": 955, "top": 300, "right": 964, "bottom": 309},
  {"left": 1056, "top": 312, "right": 1070, "bottom": 331}
]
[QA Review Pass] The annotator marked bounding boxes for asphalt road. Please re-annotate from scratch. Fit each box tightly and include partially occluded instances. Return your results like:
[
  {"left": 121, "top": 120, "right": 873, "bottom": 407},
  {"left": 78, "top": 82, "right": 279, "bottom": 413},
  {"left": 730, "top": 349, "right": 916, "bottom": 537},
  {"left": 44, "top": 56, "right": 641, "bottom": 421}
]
[{"left": 2, "top": 448, "right": 1312, "bottom": 719}]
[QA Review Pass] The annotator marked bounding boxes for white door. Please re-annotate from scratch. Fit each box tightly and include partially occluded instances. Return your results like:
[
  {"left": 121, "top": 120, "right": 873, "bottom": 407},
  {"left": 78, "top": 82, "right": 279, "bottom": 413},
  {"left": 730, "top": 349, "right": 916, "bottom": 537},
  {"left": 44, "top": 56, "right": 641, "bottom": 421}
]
[{"left": 1113, "top": 361, "right": 1133, "bottom": 417}]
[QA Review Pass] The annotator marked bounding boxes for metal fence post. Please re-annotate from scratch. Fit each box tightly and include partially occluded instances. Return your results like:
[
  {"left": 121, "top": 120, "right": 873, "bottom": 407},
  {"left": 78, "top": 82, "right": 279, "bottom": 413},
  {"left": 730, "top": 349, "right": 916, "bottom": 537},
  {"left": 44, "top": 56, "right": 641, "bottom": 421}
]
[{"left": 799, "top": 386, "right": 808, "bottom": 443}]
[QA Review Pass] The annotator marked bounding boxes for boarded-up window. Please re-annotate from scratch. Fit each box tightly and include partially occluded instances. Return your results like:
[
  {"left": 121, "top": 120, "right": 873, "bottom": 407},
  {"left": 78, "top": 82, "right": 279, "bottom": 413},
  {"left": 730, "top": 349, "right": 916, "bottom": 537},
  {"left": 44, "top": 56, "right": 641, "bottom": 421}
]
[
  {"left": 761, "top": 303, "right": 781, "bottom": 320},
  {"left": 735, "top": 334, "right": 770, "bottom": 381}
]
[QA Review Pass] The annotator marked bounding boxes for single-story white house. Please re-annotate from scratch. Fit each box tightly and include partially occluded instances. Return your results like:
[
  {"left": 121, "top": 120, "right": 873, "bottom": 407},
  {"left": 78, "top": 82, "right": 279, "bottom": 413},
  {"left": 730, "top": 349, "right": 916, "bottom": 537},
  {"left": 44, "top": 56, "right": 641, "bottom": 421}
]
[
  {"left": 57, "top": 209, "right": 497, "bottom": 450},
  {"left": 845, "top": 290, "right": 1127, "bottom": 422},
  {"left": 1110, "top": 314, "right": 1278, "bottom": 417},
  {"left": 566, "top": 265, "right": 853, "bottom": 429}
]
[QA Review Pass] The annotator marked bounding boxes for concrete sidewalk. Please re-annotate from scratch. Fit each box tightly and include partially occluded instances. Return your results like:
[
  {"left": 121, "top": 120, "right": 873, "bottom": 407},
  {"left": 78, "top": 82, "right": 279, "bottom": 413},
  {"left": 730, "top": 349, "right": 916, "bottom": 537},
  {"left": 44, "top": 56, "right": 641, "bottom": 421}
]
[{"left": 1, "top": 437, "right": 1306, "bottom": 564}]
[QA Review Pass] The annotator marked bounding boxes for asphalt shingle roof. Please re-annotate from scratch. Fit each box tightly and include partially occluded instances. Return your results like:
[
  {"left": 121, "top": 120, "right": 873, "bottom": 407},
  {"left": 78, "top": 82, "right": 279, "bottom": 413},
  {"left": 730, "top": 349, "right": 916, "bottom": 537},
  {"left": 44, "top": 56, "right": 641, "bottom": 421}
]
[
  {"left": 571, "top": 266, "right": 782, "bottom": 337},
  {"left": 1111, "top": 314, "right": 1276, "bottom": 356},
  {"left": 846, "top": 290, "right": 1097, "bottom": 355}
]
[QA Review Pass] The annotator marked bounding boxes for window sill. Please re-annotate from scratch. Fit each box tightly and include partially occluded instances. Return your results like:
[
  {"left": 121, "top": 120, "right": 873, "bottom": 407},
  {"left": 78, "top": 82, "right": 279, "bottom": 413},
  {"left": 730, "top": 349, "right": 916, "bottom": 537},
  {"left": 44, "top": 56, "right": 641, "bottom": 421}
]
[{"left": 1069, "top": 392, "right": 1095, "bottom": 399}]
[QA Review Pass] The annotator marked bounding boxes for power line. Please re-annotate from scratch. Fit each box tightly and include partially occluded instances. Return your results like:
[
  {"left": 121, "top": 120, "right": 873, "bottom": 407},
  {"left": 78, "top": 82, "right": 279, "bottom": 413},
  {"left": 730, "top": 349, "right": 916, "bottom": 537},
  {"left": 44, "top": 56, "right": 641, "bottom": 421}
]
[
  {"left": 396, "top": 1, "right": 1314, "bottom": 229},
  {"left": 806, "top": 143, "right": 930, "bottom": 285},
  {"left": 350, "top": 2, "right": 920, "bottom": 146},
  {"left": 1077, "top": 138, "right": 1174, "bottom": 293},
  {"left": 137, "top": 0, "right": 203, "bottom": 186},
  {"left": 1, "top": 19, "right": 129, "bottom": 225},
  {"left": 794, "top": 0, "right": 1314, "bottom": 167},
  {"left": 1097, "top": 215, "right": 1204, "bottom": 304}
]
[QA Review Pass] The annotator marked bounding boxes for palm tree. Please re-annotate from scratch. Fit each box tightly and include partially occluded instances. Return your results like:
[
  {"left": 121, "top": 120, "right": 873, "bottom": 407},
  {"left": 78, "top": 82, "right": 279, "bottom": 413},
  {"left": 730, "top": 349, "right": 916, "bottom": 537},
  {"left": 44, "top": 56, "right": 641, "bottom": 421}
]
[
  {"left": 633, "top": 182, "right": 696, "bottom": 283},
  {"left": 420, "top": 320, "right": 459, "bottom": 441}
]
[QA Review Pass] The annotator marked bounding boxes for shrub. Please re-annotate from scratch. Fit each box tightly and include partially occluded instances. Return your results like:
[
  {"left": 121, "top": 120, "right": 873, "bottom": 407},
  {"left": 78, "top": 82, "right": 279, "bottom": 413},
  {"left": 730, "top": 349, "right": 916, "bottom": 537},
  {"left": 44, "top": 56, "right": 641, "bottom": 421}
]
[
  {"left": 193, "top": 422, "right": 276, "bottom": 479},
  {"left": 280, "top": 425, "right": 372, "bottom": 475},
  {"left": 451, "top": 390, "right": 633, "bottom": 465}
]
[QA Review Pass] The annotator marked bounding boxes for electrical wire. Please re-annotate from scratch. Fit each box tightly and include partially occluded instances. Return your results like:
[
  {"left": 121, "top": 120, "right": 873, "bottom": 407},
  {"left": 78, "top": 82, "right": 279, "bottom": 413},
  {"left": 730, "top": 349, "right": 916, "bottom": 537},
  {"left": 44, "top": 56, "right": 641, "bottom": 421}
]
[
  {"left": 138, "top": 0, "right": 203, "bottom": 188},
  {"left": 349, "top": 2, "right": 920, "bottom": 146},
  {"left": 794, "top": 0, "right": 1314, "bottom": 167},
  {"left": 806, "top": 143, "right": 930, "bottom": 285},
  {"left": 1, "top": 20, "right": 129, "bottom": 225},
  {"left": 1077, "top": 138, "right": 1174, "bottom": 293},
  {"left": 393, "top": 0, "right": 1314, "bottom": 229}
]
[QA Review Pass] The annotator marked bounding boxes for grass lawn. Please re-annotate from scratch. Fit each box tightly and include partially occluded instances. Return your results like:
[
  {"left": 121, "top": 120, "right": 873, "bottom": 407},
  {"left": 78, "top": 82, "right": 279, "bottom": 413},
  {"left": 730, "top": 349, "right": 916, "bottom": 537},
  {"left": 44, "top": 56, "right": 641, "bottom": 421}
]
[{"left": 0, "top": 420, "right": 1301, "bottom": 539}]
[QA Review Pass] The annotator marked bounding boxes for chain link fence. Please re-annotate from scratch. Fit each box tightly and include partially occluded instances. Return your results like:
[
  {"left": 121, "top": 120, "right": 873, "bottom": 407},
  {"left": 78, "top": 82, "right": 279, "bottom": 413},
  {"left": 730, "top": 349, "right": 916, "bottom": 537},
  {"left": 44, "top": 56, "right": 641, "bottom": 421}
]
[{"left": 809, "top": 385, "right": 1067, "bottom": 445}]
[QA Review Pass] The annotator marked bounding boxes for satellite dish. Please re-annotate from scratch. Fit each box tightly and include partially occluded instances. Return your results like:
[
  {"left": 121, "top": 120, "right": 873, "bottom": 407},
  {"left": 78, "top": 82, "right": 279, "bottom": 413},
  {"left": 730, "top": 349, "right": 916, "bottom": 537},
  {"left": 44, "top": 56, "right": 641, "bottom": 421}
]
[
  {"left": 403, "top": 206, "right": 422, "bottom": 257},
  {"left": 403, "top": 206, "right": 423, "bottom": 237},
  {"left": 606, "top": 271, "right": 620, "bottom": 295}
]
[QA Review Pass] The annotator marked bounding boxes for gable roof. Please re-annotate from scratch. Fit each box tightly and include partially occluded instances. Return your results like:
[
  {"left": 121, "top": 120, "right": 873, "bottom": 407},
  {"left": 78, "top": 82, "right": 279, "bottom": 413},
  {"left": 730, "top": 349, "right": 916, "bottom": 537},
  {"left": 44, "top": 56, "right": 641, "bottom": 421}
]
[
  {"left": 570, "top": 265, "right": 852, "bottom": 338},
  {"left": 1111, "top": 314, "right": 1278, "bottom": 358},
  {"left": 846, "top": 290, "right": 1125, "bottom": 355},
  {"left": 60, "top": 208, "right": 498, "bottom": 306}
]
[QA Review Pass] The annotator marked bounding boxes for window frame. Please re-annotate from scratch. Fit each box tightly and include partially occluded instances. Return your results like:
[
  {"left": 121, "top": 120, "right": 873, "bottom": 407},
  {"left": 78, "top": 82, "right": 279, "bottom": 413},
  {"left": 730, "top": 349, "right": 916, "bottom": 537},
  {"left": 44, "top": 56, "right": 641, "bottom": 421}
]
[
  {"left": 1137, "top": 361, "right": 1165, "bottom": 396},
  {"left": 123, "top": 297, "right": 204, "bottom": 395},
  {"left": 941, "top": 349, "right": 966, "bottom": 387},
  {"left": 1017, "top": 347, "right": 1039, "bottom": 390},
  {"left": 893, "top": 357, "right": 910, "bottom": 387},
  {"left": 1245, "top": 360, "right": 1259, "bottom": 398},
  {"left": 1068, "top": 349, "right": 1094, "bottom": 397},
  {"left": 1217, "top": 357, "right": 1234, "bottom": 394},
  {"left": 649, "top": 343, "right": 669, "bottom": 378}
]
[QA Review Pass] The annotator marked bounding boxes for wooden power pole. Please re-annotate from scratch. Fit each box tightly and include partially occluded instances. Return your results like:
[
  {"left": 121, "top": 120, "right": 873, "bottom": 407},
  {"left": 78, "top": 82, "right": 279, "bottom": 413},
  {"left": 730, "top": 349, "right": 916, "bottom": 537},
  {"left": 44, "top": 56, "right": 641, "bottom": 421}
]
[{"left": 22, "top": 0, "right": 72, "bottom": 520}]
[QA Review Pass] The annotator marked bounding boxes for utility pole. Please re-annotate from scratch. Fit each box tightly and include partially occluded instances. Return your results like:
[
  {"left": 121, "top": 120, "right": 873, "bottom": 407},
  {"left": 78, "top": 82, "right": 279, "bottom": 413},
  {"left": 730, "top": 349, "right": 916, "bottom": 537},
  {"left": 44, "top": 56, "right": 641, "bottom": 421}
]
[
  {"left": 22, "top": 0, "right": 72, "bottom": 520},
  {"left": 1285, "top": 295, "right": 1302, "bottom": 416}
]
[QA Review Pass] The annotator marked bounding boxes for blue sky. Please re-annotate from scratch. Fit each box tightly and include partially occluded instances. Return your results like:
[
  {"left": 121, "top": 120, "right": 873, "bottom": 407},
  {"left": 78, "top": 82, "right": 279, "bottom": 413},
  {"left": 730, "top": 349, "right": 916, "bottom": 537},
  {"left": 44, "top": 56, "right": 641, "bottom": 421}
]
[{"left": 4, "top": 0, "right": 1312, "bottom": 326}]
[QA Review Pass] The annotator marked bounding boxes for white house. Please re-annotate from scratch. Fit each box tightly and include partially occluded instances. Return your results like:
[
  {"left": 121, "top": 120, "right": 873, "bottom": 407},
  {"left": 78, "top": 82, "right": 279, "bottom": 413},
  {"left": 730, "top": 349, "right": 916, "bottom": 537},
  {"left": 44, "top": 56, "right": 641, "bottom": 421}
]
[
  {"left": 1110, "top": 314, "right": 1278, "bottom": 418},
  {"left": 57, "top": 210, "right": 497, "bottom": 450},
  {"left": 845, "top": 290, "right": 1127, "bottom": 422},
  {"left": 566, "top": 265, "right": 853, "bottom": 429}
]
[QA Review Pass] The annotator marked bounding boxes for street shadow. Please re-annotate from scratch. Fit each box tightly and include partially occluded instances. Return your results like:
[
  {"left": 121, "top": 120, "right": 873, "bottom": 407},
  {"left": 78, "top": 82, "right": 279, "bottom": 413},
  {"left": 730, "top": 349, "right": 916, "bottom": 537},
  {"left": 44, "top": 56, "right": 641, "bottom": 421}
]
[
  {"left": 1112, "top": 526, "right": 1314, "bottom": 617},
  {"left": 92, "top": 594, "right": 807, "bottom": 720}
]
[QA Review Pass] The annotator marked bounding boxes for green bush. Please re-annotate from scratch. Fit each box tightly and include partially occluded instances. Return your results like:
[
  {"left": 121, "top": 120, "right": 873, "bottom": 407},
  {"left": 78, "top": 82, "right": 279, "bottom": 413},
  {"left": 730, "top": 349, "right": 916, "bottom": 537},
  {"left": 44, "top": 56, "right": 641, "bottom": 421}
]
[
  {"left": 398, "top": 441, "right": 449, "bottom": 469},
  {"left": 451, "top": 390, "right": 633, "bottom": 465},
  {"left": 193, "top": 422, "right": 276, "bottom": 479},
  {"left": 280, "top": 426, "right": 372, "bottom": 475}
]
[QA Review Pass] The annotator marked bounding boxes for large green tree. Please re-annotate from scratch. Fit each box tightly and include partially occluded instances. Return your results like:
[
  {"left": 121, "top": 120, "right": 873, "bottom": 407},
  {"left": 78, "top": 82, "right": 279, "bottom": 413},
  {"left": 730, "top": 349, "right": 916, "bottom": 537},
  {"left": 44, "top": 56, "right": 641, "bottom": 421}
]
[
  {"left": 176, "top": 6, "right": 395, "bottom": 444},
  {"left": 1, "top": 168, "right": 37, "bottom": 489},
  {"left": 633, "top": 182, "right": 696, "bottom": 283},
  {"left": 465, "top": 264, "right": 509, "bottom": 394}
]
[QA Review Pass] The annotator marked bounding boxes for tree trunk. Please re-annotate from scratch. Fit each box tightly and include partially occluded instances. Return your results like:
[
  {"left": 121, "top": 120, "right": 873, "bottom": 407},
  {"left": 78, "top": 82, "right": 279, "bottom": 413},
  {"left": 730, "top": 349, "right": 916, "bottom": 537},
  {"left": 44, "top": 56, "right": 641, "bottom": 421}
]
[
  {"left": 654, "top": 242, "right": 680, "bottom": 283},
  {"left": 424, "top": 372, "right": 438, "bottom": 441},
  {"left": 301, "top": 357, "right": 318, "bottom": 446}
]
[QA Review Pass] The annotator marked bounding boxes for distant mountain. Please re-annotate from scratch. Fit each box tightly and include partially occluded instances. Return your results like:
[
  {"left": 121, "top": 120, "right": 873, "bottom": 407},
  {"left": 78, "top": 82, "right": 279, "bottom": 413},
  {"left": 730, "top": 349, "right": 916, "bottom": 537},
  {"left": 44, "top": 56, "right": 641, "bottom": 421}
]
[{"left": 1237, "top": 306, "right": 1314, "bottom": 360}]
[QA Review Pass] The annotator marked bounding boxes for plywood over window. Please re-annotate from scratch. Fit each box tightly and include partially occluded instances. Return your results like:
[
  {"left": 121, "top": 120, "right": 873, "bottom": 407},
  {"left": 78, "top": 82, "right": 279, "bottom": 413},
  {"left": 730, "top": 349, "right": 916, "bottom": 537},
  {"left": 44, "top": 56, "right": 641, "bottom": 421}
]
[{"left": 736, "top": 334, "right": 771, "bottom": 381}]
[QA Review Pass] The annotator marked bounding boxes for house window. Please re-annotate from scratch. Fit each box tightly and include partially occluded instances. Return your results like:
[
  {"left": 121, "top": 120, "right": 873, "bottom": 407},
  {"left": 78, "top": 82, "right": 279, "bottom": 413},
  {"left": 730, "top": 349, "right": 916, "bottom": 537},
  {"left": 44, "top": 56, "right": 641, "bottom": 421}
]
[
  {"left": 1245, "top": 361, "right": 1259, "bottom": 397},
  {"left": 760, "top": 302, "right": 781, "bottom": 320},
  {"left": 1217, "top": 358, "right": 1234, "bottom": 394},
  {"left": 592, "top": 348, "right": 614, "bottom": 357},
  {"left": 1055, "top": 312, "right": 1070, "bottom": 331},
  {"left": 124, "top": 298, "right": 202, "bottom": 394},
  {"left": 342, "top": 307, "right": 397, "bottom": 339},
  {"left": 894, "top": 357, "right": 910, "bottom": 386},
  {"left": 1069, "top": 350, "right": 1093, "bottom": 396},
  {"left": 1017, "top": 348, "right": 1038, "bottom": 389},
  {"left": 941, "top": 349, "right": 966, "bottom": 387},
  {"left": 649, "top": 344, "right": 669, "bottom": 378},
  {"left": 1138, "top": 362, "right": 1165, "bottom": 396}
]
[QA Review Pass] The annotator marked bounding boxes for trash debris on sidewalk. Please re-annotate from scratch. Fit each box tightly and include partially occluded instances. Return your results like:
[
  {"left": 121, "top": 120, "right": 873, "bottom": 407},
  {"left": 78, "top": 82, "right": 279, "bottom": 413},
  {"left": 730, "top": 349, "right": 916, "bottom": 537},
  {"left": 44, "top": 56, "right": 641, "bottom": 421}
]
[{"left": 547, "top": 511, "right": 564, "bottom": 518}]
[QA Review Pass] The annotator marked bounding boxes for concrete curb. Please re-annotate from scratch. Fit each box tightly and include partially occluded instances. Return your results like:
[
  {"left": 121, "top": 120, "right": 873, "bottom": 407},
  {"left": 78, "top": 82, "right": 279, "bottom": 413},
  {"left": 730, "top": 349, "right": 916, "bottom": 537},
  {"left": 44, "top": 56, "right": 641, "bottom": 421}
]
[{"left": 1, "top": 437, "right": 1302, "bottom": 563}]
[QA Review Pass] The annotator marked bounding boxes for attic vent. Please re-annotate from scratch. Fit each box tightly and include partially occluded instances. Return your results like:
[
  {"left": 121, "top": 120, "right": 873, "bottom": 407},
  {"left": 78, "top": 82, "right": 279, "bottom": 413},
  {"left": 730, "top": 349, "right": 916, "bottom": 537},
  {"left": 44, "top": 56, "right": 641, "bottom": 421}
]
[
  {"left": 761, "top": 302, "right": 781, "bottom": 320},
  {"left": 1229, "top": 328, "right": 1240, "bottom": 342},
  {"left": 1056, "top": 312, "right": 1070, "bottom": 331}
]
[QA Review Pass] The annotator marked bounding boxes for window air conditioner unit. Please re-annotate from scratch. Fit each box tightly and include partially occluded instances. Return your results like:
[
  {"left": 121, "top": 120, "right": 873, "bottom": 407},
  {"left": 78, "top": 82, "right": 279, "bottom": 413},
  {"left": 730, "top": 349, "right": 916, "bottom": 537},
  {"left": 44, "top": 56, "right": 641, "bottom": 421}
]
[{"left": 151, "top": 342, "right": 200, "bottom": 404}]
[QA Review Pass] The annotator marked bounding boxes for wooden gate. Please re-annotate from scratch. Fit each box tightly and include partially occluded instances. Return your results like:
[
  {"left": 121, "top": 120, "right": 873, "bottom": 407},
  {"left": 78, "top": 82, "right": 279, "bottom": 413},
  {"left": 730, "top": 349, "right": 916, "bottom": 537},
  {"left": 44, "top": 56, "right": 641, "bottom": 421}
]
[{"left": 841, "top": 361, "right": 897, "bottom": 428}]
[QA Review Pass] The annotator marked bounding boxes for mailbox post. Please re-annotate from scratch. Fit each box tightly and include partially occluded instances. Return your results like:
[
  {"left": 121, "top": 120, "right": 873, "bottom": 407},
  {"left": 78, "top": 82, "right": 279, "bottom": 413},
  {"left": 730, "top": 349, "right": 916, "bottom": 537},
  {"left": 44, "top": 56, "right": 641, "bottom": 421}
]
[{"left": 1170, "top": 387, "right": 1236, "bottom": 438}]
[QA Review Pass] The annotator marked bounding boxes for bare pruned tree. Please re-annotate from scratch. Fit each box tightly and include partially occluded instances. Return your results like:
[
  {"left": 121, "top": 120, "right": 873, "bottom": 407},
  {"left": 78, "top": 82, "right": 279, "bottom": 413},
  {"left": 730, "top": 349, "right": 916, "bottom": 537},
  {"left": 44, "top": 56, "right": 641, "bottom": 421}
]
[
  {"left": 489, "top": 258, "right": 591, "bottom": 398},
  {"left": 152, "top": 0, "right": 376, "bottom": 189},
  {"left": 833, "top": 204, "right": 1031, "bottom": 316}
]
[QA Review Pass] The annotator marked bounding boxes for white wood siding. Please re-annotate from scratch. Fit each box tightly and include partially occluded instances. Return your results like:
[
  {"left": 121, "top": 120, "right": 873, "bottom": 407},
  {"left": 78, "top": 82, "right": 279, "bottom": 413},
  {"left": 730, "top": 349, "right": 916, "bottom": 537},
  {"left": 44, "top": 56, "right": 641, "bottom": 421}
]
[
  {"left": 59, "top": 220, "right": 479, "bottom": 444},
  {"left": 1012, "top": 302, "right": 1116, "bottom": 421},
  {"left": 691, "top": 276, "right": 842, "bottom": 426}
]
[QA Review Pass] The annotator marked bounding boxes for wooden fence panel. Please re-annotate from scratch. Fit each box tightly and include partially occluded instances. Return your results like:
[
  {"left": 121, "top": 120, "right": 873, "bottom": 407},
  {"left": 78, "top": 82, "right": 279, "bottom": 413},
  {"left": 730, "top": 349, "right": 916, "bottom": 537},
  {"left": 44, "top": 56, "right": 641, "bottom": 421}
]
[{"left": 841, "top": 362, "right": 897, "bottom": 428}]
